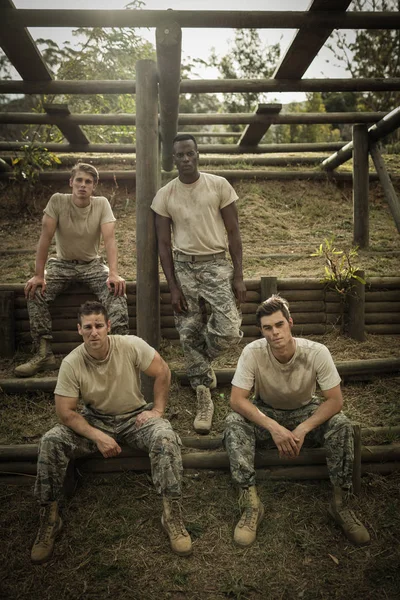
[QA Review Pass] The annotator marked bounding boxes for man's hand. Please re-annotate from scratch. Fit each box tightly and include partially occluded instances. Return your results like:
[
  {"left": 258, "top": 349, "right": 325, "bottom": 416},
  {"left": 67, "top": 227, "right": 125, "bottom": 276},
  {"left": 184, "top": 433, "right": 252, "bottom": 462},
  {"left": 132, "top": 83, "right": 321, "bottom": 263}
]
[
  {"left": 270, "top": 423, "right": 300, "bottom": 458},
  {"left": 171, "top": 286, "right": 188, "bottom": 314},
  {"left": 291, "top": 424, "right": 308, "bottom": 455},
  {"left": 233, "top": 277, "right": 247, "bottom": 306},
  {"left": 106, "top": 274, "right": 126, "bottom": 296},
  {"left": 25, "top": 275, "right": 46, "bottom": 299},
  {"left": 94, "top": 431, "right": 122, "bottom": 458},
  {"left": 135, "top": 408, "right": 163, "bottom": 428}
]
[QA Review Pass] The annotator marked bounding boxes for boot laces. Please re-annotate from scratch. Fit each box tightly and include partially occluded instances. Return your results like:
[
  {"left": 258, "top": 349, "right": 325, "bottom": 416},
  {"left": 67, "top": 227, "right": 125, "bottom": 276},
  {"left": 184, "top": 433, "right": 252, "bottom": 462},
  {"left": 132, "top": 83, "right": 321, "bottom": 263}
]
[
  {"left": 338, "top": 508, "right": 362, "bottom": 530},
  {"left": 238, "top": 490, "right": 258, "bottom": 530},
  {"left": 197, "top": 390, "right": 212, "bottom": 420},
  {"left": 36, "top": 506, "right": 55, "bottom": 544},
  {"left": 167, "top": 500, "right": 188, "bottom": 538}
]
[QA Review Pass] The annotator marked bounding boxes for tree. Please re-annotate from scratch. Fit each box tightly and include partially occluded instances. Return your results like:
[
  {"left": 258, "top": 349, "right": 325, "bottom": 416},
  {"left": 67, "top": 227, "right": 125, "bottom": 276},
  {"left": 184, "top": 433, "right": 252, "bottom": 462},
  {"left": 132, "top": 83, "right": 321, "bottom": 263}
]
[
  {"left": 208, "top": 29, "right": 281, "bottom": 115},
  {"left": 326, "top": 0, "right": 400, "bottom": 112}
]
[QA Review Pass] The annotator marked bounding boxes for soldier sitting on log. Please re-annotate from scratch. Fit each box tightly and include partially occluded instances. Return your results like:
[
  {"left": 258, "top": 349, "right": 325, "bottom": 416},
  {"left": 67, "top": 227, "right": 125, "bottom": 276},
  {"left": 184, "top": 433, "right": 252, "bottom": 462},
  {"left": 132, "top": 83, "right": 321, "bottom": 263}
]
[
  {"left": 224, "top": 294, "right": 370, "bottom": 547},
  {"left": 31, "top": 300, "right": 192, "bottom": 564},
  {"left": 151, "top": 134, "right": 246, "bottom": 435},
  {"left": 15, "top": 162, "right": 129, "bottom": 377}
]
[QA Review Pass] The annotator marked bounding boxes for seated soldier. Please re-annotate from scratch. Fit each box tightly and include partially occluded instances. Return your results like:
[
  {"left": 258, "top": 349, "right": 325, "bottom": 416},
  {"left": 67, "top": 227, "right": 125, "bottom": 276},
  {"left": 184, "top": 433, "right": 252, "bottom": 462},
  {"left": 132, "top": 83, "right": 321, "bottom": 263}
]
[
  {"left": 31, "top": 301, "right": 192, "bottom": 564},
  {"left": 224, "top": 295, "right": 370, "bottom": 547},
  {"left": 15, "top": 162, "right": 128, "bottom": 377}
]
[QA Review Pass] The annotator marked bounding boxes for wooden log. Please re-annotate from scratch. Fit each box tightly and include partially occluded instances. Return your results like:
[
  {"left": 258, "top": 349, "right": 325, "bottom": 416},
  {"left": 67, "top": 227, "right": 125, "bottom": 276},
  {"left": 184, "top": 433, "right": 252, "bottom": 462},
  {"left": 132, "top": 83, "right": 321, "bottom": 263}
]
[
  {"left": 352, "top": 424, "right": 362, "bottom": 495},
  {"left": 365, "top": 313, "right": 400, "bottom": 324},
  {"left": 365, "top": 324, "right": 400, "bottom": 334},
  {"left": 347, "top": 270, "right": 366, "bottom": 341},
  {"left": 161, "top": 291, "right": 262, "bottom": 304},
  {"left": 0, "top": 291, "right": 15, "bottom": 357},
  {"left": 156, "top": 20, "right": 182, "bottom": 171},
  {"left": 370, "top": 143, "right": 400, "bottom": 234},
  {"left": 260, "top": 276, "right": 277, "bottom": 302},
  {"left": 239, "top": 103, "right": 282, "bottom": 147},
  {"left": 365, "top": 277, "right": 400, "bottom": 289},
  {"left": 361, "top": 462, "right": 400, "bottom": 475},
  {"left": 15, "top": 317, "right": 137, "bottom": 332},
  {"left": 0, "top": 462, "right": 37, "bottom": 475},
  {"left": 136, "top": 59, "right": 160, "bottom": 403},
  {"left": 44, "top": 103, "right": 89, "bottom": 146},
  {"left": 365, "top": 302, "right": 400, "bottom": 313},
  {"left": 353, "top": 125, "right": 369, "bottom": 248}
]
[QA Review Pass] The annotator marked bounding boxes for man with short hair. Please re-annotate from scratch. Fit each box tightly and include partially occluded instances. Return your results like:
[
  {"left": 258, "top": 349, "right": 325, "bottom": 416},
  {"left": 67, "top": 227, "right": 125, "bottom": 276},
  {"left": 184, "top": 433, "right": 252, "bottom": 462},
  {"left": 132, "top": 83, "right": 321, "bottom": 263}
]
[
  {"left": 224, "top": 295, "right": 369, "bottom": 547},
  {"left": 15, "top": 163, "right": 129, "bottom": 377},
  {"left": 31, "top": 301, "right": 192, "bottom": 564},
  {"left": 151, "top": 134, "right": 246, "bottom": 434}
]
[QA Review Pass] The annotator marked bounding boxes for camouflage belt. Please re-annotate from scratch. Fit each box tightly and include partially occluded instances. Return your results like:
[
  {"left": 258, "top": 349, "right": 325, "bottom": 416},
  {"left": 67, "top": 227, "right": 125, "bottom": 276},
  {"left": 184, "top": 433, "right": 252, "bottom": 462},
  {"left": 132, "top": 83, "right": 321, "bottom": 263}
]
[{"left": 174, "top": 251, "right": 226, "bottom": 263}]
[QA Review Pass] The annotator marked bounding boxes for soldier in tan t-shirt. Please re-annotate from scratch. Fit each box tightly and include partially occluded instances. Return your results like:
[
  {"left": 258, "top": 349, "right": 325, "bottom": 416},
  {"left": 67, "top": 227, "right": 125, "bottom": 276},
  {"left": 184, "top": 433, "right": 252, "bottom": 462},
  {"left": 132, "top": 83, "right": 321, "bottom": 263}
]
[
  {"left": 224, "top": 295, "right": 369, "bottom": 548},
  {"left": 15, "top": 162, "right": 129, "bottom": 378},
  {"left": 151, "top": 134, "right": 246, "bottom": 435},
  {"left": 30, "top": 301, "right": 192, "bottom": 564}
]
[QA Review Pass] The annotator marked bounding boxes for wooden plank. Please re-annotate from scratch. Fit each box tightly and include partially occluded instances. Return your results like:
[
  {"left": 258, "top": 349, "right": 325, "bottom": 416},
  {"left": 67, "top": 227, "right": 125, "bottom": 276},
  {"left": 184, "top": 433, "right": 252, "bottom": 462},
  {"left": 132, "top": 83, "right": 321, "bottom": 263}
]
[
  {"left": 239, "top": 104, "right": 282, "bottom": 147},
  {"left": 44, "top": 104, "right": 89, "bottom": 145},
  {"left": 347, "top": 269, "right": 365, "bottom": 341},
  {"left": 370, "top": 143, "right": 400, "bottom": 234},
  {"left": 0, "top": 0, "right": 52, "bottom": 81},
  {"left": 156, "top": 21, "right": 181, "bottom": 172},
  {"left": 353, "top": 125, "right": 369, "bottom": 248},
  {"left": 273, "top": 0, "right": 352, "bottom": 79},
  {"left": 0, "top": 291, "right": 15, "bottom": 357}
]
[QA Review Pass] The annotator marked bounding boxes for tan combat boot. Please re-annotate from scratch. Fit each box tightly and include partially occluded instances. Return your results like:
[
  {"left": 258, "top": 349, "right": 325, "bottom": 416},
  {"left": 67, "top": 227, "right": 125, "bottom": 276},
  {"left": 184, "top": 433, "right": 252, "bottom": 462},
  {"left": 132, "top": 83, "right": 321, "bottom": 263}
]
[
  {"left": 328, "top": 486, "right": 370, "bottom": 546},
  {"left": 31, "top": 501, "right": 63, "bottom": 564},
  {"left": 15, "top": 337, "right": 56, "bottom": 377},
  {"left": 234, "top": 486, "right": 264, "bottom": 547},
  {"left": 161, "top": 497, "right": 192, "bottom": 556},
  {"left": 194, "top": 385, "right": 214, "bottom": 434}
]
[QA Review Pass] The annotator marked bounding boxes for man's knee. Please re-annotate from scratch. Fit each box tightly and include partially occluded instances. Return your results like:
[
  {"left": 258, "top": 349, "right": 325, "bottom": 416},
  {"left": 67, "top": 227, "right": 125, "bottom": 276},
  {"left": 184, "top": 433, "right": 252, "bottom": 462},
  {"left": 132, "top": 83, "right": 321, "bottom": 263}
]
[
  {"left": 325, "top": 412, "right": 353, "bottom": 438},
  {"left": 39, "top": 425, "right": 76, "bottom": 456}
]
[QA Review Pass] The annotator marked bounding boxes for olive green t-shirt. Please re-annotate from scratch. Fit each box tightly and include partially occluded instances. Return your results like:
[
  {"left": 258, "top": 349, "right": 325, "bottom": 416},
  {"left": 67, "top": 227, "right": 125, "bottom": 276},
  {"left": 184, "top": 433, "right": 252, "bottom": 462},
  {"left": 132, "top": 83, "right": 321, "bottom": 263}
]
[
  {"left": 55, "top": 335, "right": 155, "bottom": 415},
  {"left": 151, "top": 172, "right": 237, "bottom": 255},
  {"left": 44, "top": 193, "right": 115, "bottom": 261},
  {"left": 232, "top": 338, "right": 341, "bottom": 410}
]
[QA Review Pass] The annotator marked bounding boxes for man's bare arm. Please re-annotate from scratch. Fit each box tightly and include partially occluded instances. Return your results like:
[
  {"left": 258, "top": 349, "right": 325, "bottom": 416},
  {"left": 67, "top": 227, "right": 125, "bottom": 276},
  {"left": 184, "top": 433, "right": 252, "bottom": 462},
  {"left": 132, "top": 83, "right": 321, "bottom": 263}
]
[
  {"left": 135, "top": 352, "right": 171, "bottom": 427},
  {"left": 25, "top": 214, "right": 57, "bottom": 299},
  {"left": 55, "top": 394, "right": 121, "bottom": 458},
  {"left": 220, "top": 203, "right": 246, "bottom": 304}
]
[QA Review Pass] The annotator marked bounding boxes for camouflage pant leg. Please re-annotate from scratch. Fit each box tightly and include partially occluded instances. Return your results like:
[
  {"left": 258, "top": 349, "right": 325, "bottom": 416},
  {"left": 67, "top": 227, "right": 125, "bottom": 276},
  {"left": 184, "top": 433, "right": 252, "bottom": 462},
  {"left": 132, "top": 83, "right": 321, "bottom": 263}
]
[
  {"left": 174, "top": 259, "right": 243, "bottom": 389},
  {"left": 223, "top": 412, "right": 257, "bottom": 487},
  {"left": 34, "top": 423, "right": 99, "bottom": 504},
  {"left": 27, "top": 259, "right": 76, "bottom": 344},
  {"left": 118, "top": 413, "right": 183, "bottom": 497},
  {"left": 76, "top": 258, "right": 129, "bottom": 335}
]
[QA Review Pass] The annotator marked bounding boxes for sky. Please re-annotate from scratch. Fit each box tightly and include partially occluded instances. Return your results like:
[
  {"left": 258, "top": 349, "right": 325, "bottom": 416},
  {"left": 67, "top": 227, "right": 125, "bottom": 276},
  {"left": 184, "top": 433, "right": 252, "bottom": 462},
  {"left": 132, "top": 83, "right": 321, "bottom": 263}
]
[{"left": 13, "top": 0, "right": 354, "bottom": 104}]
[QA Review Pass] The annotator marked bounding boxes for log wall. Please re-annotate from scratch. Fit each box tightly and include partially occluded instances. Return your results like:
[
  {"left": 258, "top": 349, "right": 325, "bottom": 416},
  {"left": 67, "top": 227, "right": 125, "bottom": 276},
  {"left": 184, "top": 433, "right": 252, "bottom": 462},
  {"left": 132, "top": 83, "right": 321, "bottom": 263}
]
[{"left": 0, "top": 276, "right": 399, "bottom": 354}]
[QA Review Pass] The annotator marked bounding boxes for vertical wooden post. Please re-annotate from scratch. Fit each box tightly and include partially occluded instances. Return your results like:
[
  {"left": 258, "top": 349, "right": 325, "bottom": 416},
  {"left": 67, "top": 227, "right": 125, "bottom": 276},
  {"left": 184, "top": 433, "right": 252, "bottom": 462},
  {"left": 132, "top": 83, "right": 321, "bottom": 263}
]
[
  {"left": 260, "top": 276, "right": 278, "bottom": 301},
  {"left": 352, "top": 124, "right": 369, "bottom": 248},
  {"left": 136, "top": 59, "right": 160, "bottom": 402},
  {"left": 370, "top": 142, "right": 400, "bottom": 234},
  {"left": 347, "top": 270, "right": 365, "bottom": 341},
  {"left": 352, "top": 423, "right": 362, "bottom": 495},
  {"left": 0, "top": 291, "right": 15, "bottom": 357}
]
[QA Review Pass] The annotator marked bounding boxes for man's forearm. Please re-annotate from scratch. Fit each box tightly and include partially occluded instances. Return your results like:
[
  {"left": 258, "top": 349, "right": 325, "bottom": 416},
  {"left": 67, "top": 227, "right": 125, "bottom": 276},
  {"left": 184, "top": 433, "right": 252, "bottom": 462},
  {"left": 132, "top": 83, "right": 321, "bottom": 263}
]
[
  {"left": 227, "top": 234, "right": 244, "bottom": 278},
  {"left": 104, "top": 239, "right": 119, "bottom": 275},
  {"left": 152, "top": 369, "right": 171, "bottom": 416},
  {"left": 159, "top": 245, "right": 179, "bottom": 290},
  {"left": 231, "top": 397, "right": 278, "bottom": 433},
  {"left": 60, "top": 410, "right": 102, "bottom": 443},
  {"left": 299, "top": 398, "right": 343, "bottom": 434},
  {"left": 35, "top": 235, "right": 51, "bottom": 277}
]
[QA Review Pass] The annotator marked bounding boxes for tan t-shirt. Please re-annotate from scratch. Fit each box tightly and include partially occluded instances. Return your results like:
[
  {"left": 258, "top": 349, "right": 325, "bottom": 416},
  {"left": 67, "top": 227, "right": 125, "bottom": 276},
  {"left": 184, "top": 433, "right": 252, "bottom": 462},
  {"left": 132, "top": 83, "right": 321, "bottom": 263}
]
[
  {"left": 232, "top": 338, "right": 341, "bottom": 410},
  {"left": 44, "top": 193, "right": 115, "bottom": 261},
  {"left": 54, "top": 335, "right": 155, "bottom": 415},
  {"left": 151, "top": 172, "right": 238, "bottom": 254}
]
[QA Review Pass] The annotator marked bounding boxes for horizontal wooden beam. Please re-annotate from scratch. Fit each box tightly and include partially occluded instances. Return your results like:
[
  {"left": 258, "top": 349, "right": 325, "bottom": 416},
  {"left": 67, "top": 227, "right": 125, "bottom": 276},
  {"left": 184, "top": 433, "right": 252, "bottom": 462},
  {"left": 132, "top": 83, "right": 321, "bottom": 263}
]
[
  {"left": 239, "top": 103, "right": 282, "bottom": 147},
  {"left": 1, "top": 78, "right": 399, "bottom": 95},
  {"left": 4, "top": 10, "right": 400, "bottom": 29}
]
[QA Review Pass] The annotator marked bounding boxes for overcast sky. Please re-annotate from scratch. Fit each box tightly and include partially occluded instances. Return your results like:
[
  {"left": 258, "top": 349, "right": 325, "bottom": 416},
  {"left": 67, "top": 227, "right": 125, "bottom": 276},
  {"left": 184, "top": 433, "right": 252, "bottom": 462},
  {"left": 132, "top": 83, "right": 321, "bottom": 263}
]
[{"left": 13, "top": 0, "right": 354, "bottom": 103}]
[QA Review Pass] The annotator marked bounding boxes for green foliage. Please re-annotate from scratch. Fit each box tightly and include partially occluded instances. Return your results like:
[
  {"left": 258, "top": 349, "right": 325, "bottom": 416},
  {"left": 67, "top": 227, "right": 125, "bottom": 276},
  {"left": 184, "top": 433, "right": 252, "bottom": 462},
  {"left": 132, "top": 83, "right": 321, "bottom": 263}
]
[
  {"left": 275, "top": 93, "right": 340, "bottom": 144},
  {"left": 221, "top": 575, "right": 259, "bottom": 600},
  {"left": 326, "top": 0, "right": 400, "bottom": 113},
  {"left": 10, "top": 145, "right": 61, "bottom": 211},
  {"left": 311, "top": 237, "right": 366, "bottom": 297}
]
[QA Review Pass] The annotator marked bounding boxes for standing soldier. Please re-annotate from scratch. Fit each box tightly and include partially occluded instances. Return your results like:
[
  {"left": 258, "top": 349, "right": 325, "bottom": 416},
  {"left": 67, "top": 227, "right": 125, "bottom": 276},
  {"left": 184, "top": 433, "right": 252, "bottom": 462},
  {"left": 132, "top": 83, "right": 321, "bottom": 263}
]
[
  {"left": 15, "top": 163, "right": 129, "bottom": 377},
  {"left": 151, "top": 134, "right": 246, "bottom": 434}
]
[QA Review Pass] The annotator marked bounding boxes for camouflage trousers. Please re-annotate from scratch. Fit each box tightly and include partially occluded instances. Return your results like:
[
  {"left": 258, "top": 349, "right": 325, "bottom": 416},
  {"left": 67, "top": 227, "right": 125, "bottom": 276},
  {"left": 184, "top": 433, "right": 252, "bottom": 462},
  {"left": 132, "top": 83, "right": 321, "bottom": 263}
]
[
  {"left": 174, "top": 258, "right": 243, "bottom": 389},
  {"left": 34, "top": 404, "right": 183, "bottom": 504},
  {"left": 223, "top": 399, "right": 354, "bottom": 490},
  {"left": 27, "top": 257, "right": 129, "bottom": 344}
]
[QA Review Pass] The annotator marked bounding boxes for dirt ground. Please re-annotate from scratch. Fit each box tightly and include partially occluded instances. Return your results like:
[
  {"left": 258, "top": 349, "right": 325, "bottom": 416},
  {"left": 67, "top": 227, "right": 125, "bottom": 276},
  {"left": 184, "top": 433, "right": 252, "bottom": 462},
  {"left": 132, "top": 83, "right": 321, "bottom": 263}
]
[{"left": 0, "top": 162, "right": 400, "bottom": 600}]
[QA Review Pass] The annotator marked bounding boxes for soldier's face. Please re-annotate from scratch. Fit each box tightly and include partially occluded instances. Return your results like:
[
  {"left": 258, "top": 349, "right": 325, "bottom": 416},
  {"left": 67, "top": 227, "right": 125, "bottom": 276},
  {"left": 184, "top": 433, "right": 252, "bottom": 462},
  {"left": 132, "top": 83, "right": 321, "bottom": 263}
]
[
  {"left": 259, "top": 311, "right": 293, "bottom": 350},
  {"left": 78, "top": 313, "right": 111, "bottom": 353},
  {"left": 173, "top": 140, "right": 199, "bottom": 177},
  {"left": 69, "top": 170, "right": 96, "bottom": 200}
]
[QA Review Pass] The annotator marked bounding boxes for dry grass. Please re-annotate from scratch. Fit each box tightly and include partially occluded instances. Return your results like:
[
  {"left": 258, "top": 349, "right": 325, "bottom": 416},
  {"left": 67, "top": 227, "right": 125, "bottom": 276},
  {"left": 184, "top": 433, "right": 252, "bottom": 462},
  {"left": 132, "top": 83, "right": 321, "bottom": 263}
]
[{"left": 1, "top": 163, "right": 400, "bottom": 600}]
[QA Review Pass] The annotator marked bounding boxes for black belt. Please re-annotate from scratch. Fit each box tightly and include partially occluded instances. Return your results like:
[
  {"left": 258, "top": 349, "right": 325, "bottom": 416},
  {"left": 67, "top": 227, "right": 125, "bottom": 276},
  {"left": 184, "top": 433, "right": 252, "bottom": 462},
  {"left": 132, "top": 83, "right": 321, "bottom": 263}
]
[
  {"left": 61, "top": 259, "right": 93, "bottom": 265},
  {"left": 174, "top": 251, "right": 226, "bottom": 263}
]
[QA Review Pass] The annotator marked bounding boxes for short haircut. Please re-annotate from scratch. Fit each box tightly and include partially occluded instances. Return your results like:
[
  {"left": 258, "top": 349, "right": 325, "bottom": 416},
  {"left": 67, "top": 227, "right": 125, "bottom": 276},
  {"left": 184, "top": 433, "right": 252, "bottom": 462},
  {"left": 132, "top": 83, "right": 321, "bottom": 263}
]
[
  {"left": 70, "top": 162, "right": 99, "bottom": 184},
  {"left": 78, "top": 301, "right": 108, "bottom": 325},
  {"left": 172, "top": 133, "right": 198, "bottom": 150},
  {"left": 255, "top": 294, "right": 291, "bottom": 327}
]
